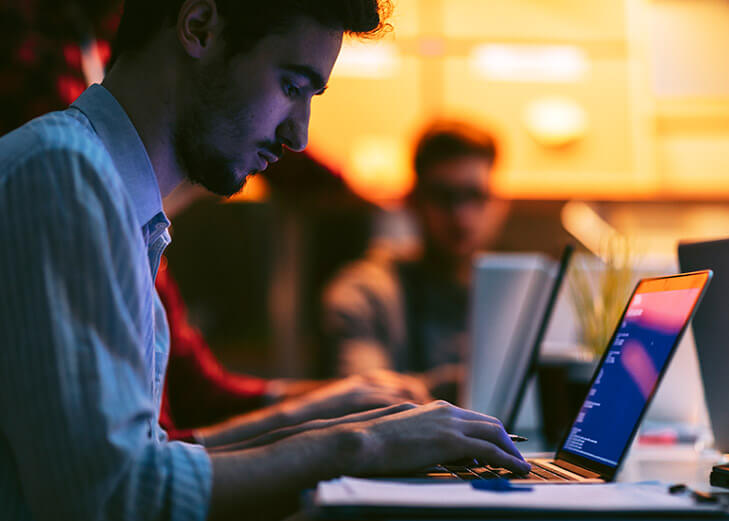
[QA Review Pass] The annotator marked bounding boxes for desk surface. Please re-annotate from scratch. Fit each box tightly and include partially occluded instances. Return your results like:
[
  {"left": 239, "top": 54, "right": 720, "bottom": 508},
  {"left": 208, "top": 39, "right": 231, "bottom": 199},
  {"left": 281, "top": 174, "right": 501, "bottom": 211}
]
[
  {"left": 617, "top": 443, "right": 724, "bottom": 491},
  {"left": 294, "top": 443, "right": 729, "bottom": 521}
]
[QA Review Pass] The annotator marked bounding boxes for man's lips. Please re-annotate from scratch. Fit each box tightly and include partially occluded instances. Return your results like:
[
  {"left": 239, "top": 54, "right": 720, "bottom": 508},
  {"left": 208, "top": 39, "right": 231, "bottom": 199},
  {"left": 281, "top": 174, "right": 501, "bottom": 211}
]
[{"left": 258, "top": 150, "right": 280, "bottom": 166}]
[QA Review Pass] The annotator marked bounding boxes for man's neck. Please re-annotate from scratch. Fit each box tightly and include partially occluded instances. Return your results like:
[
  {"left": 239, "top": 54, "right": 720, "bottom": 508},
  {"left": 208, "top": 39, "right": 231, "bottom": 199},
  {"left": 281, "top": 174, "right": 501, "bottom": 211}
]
[
  {"left": 421, "top": 245, "right": 472, "bottom": 287},
  {"left": 101, "top": 53, "right": 185, "bottom": 198}
]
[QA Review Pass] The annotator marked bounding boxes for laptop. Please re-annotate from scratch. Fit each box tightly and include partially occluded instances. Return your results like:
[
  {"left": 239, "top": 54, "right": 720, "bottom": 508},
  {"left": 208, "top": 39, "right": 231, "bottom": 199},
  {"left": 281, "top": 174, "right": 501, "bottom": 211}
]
[
  {"left": 678, "top": 239, "right": 729, "bottom": 453},
  {"left": 440, "top": 270, "right": 712, "bottom": 483},
  {"left": 463, "top": 246, "right": 573, "bottom": 429},
  {"left": 505, "top": 245, "right": 573, "bottom": 431}
]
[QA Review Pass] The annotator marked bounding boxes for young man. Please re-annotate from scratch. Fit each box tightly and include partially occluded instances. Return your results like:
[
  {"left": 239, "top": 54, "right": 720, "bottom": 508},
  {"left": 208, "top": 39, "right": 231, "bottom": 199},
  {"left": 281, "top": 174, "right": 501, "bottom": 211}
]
[
  {"left": 324, "top": 121, "right": 509, "bottom": 401},
  {"left": 0, "top": 2, "right": 529, "bottom": 520}
]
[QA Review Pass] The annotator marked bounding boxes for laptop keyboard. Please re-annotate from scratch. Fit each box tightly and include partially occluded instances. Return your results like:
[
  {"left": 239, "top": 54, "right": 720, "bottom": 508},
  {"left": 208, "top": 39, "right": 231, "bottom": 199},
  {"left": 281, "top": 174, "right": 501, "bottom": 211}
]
[{"left": 439, "top": 461, "right": 572, "bottom": 482}]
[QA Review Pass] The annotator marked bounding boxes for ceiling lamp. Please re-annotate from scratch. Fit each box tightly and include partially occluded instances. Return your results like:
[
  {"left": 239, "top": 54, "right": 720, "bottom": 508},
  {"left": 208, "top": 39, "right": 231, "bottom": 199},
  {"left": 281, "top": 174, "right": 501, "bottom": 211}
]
[
  {"left": 523, "top": 96, "right": 588, "bottom": 148},
  {"left": 471, "top": 44, "right": 588, "bottom": 83}
]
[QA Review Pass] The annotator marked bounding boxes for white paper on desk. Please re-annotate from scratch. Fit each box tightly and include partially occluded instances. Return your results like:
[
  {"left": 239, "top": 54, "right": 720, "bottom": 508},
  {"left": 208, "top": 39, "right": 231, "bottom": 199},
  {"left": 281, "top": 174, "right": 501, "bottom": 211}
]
[{"left": 316, "top": 477, "right": 720, "bottom": 513}]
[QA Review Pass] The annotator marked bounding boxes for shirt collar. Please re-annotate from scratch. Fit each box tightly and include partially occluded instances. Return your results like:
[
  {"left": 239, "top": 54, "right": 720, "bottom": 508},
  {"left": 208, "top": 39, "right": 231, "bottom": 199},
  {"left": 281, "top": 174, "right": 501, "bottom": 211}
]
[{"left": 71, "top": 84, "right": 167, "bottom": 229}]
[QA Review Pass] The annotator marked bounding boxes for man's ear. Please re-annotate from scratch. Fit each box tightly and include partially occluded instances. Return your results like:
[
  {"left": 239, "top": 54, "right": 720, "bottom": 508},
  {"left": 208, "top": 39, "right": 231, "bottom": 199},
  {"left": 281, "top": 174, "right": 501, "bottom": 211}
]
[{"left": 177, "top": 0, "right": 221, "bottom": 59}]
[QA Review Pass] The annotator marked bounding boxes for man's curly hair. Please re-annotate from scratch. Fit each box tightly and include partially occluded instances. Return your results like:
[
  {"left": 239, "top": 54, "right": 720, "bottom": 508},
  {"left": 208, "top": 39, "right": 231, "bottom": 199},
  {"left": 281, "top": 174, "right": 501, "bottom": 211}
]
[{"left": 111, "top": 0, "right": 393, "bottom": 65}]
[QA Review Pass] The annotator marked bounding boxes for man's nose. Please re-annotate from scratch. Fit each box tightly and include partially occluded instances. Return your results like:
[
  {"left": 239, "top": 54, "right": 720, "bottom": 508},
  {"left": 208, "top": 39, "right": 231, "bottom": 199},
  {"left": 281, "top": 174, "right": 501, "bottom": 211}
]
[{"left": 277, "top": 103, "right": 310, "bottom": 152}]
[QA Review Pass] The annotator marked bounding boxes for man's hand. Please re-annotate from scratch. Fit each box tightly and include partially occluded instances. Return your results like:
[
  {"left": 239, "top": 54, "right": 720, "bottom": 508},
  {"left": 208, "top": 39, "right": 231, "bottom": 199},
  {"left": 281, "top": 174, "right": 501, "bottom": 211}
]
[
  {"left": 207, "top": 400, "right": 529, "bottom": 520},
  {"left": 349, "top": 400, "right": 530, "bottom": 476}
]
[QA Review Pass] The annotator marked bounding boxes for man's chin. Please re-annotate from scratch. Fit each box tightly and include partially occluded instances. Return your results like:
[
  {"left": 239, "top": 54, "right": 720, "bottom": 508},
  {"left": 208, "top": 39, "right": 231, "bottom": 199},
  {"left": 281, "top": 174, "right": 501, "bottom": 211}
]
[{"left": 188, "top": 171, "right": 247, "bottom": 197}]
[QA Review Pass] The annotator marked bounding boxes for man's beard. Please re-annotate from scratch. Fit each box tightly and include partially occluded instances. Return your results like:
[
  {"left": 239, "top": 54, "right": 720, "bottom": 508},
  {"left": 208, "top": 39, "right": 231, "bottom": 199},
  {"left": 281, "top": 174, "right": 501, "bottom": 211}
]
[
  {"left": 174, "top": 61, "right": 249, "bottom": 197},
  {"left": 174, "top": 116, "right": 248, "bottom": 197}
]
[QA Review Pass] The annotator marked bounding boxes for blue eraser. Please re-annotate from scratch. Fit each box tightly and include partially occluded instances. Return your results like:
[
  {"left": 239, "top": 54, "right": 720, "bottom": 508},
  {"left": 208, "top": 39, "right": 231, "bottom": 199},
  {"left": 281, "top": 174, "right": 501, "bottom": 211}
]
[{"left": 471, "top": 479, "right": 533, "bottom": 492}]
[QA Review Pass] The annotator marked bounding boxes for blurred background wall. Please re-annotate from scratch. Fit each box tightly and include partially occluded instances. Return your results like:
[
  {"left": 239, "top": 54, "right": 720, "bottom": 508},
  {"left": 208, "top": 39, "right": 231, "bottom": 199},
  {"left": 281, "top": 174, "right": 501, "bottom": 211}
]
[{"left": 310, "top": 0, "right": 729, "bottom": 204}]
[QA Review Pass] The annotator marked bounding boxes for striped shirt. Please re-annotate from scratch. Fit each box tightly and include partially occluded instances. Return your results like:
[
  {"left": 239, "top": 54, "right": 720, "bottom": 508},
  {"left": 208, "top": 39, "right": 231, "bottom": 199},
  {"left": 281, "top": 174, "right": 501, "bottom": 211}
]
[{"left": 0, "top": 85, "right": 211, "bottom": 521}]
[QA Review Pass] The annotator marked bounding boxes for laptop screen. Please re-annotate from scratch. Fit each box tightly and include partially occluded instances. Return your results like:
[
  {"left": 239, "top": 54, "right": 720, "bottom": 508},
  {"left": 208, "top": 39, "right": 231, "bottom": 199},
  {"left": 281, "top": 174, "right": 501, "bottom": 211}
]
[{"left": 558, "top": 272, "right": 710, "bottom": 469}]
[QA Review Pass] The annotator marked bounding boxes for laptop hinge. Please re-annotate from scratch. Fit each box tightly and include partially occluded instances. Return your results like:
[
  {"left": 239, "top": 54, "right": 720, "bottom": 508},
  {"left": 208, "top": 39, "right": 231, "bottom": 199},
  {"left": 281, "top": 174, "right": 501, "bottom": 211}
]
[{"left": 552, "top": 459, "right": 602, "bottom": 479}]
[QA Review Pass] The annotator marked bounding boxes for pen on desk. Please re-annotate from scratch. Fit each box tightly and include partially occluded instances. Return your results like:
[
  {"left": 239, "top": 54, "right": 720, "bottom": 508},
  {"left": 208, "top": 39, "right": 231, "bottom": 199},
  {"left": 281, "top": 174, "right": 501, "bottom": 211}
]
[
  {"left": 669, "top": 483, "right": 720, "bottom": 504},
  {"left": 508, "top": 434, "right": 528, "bottom": 442}
]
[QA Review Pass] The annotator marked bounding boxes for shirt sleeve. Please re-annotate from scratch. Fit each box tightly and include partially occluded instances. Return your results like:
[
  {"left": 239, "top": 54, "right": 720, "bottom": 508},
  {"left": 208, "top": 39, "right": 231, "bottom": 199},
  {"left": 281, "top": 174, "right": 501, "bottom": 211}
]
[{"left": 0, "top": 147, "right": 211, "bottom": 521}]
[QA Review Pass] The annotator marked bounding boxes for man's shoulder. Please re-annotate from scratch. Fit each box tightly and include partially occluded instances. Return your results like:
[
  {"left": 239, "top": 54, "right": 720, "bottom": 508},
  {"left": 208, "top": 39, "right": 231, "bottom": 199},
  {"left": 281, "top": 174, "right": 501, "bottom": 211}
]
[
  {"left": 1, "top": 109, "right": 111, "bottom": 176},
  {"left": 0, "top": 109, "right": 139, "bottom": 238},
  {"left": 0, "top": 109, "right": 124, "bottom": 201},
  {"left": 325, "top": 246, "right": 421, "bottom": 304}
]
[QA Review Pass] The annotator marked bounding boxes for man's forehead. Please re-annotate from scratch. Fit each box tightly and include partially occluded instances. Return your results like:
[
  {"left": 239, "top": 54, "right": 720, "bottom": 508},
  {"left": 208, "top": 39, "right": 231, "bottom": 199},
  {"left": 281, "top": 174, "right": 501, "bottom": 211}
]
[{"left": 257, "top": 16, "right": 343, "bottom": 80}]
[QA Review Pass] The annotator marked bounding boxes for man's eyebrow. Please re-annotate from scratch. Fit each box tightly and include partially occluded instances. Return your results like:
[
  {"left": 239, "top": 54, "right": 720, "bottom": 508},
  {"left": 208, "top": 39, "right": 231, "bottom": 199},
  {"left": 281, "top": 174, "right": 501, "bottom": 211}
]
[{"left": 281, "top": 64, "right": 329, "bottom": 94}]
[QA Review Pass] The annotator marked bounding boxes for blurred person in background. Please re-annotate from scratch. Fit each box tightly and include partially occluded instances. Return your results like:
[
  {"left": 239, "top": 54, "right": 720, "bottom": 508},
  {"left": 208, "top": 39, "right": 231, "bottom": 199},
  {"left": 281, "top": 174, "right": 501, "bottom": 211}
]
[
  {"left": 0, "top": 1, "right": 529, "bottom": 520},
  {"left": 323, "top": 121, "right": 510, "bottom": 402}
]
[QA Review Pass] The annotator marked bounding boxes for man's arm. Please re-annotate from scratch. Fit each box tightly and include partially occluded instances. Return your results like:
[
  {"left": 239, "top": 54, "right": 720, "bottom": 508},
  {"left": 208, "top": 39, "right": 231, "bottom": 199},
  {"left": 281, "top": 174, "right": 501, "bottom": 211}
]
[
  {"left": 0, "top": 148, "right": 210, "bottom": 521},
  {"left": 321, "top": 258, "right": 407, "bottom": 375},
  {"left": 195, "top": 373, "right": 429, "bottom": 448},
  {"left": 206, "top": 401, "right": 531, "bottom": 521},
  {"left": 206, "top": 403, "right": 415, "bottom": 452}
]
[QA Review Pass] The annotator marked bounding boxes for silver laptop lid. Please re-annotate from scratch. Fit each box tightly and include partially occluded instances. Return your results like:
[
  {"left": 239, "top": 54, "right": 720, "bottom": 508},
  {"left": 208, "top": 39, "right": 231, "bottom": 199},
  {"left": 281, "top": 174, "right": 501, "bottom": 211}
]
[{"left": 463, "top": 254, "right": 555, "bottom": 421}]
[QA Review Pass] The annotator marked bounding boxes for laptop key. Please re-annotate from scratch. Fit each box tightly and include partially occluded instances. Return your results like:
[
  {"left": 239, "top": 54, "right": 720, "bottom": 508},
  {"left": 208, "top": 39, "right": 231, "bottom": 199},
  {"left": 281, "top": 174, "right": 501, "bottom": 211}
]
[
  {"left": 469, "top": 467, "right": 501, "bottom": 479},
  {"left": 529, "top": 464, "right": 570, "bottom": 481},
  {"left": 455, "top": 472, "right": 480, "bottom": 480}
]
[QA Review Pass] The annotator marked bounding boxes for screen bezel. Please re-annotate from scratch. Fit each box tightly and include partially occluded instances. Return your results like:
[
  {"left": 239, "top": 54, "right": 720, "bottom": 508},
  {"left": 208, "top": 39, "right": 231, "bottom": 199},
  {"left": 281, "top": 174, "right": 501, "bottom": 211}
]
[{"left": 553, "top": 270, "right": 713, "bottom": 481}]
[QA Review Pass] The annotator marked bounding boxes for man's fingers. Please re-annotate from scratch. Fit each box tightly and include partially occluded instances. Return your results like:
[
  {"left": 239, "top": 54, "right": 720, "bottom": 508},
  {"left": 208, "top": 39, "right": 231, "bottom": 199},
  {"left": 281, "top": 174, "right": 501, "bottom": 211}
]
[
  {"left": 461, "top": 437, "right": 531, "bottom": 475},
  {"left": 446, "top": 405, "right": 503, "bottom": 427},
  {"left": 458, "top": 419, "right": 524, "bottom": 461}
]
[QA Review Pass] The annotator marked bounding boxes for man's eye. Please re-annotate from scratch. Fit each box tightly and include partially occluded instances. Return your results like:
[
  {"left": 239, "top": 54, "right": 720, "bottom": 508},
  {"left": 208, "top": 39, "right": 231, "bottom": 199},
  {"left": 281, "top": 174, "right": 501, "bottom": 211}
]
[{"left": 283, "top": 81, "right": 302, "bottom": 98}]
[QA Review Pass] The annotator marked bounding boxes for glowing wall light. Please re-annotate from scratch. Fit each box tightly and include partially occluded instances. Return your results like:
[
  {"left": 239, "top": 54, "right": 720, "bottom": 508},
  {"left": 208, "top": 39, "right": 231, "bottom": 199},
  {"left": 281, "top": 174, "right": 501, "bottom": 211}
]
[
  {"left": 344, "top": 136, "right": 413, "bottom": 206},
  {"left": 561, "top": 201, "right": 618, "bottom": 260},
  {"left": 470, "top": 44, "right": 588, "bottom": 83},
  {"left": 332, "top": 41, "right": 400, "bottom": 78},
  {"left": 523, "top": 96, "right": 588, "bottom": 148}
]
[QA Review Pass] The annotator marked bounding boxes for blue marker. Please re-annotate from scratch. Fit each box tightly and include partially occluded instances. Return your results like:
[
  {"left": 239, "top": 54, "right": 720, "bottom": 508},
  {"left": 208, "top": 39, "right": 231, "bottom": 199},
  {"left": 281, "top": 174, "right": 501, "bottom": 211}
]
[{"left": 471, "top": 479, "right": 533, "bottom": 492}]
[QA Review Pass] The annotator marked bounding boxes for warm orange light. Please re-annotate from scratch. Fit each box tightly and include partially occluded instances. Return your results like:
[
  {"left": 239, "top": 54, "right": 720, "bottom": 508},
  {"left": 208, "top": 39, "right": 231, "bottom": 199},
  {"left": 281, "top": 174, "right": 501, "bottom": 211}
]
[
  {"left": 470, "top": 44, "right": 587, "bottom": 83},
  {"left": 228, "top": 174, "right": 270, "bottom": 203},
  {"left": 342, "top": 136, "right": 414, "bottom": 207},
  {"left": 307, "top": 0, "right": 729, "bottom": 201},
  {"left": 331, "top": 40, "right": 400, "bottom": 79},
  {"left": 523, "top": 97, "right": 588, "bottom": 148}
]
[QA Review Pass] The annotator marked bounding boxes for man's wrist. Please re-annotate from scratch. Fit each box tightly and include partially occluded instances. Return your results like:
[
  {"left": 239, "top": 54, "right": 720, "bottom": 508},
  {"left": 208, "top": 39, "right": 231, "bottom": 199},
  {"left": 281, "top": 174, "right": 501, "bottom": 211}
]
[{"left": 328, "top": 424, "right": 373, "bottom": 476}]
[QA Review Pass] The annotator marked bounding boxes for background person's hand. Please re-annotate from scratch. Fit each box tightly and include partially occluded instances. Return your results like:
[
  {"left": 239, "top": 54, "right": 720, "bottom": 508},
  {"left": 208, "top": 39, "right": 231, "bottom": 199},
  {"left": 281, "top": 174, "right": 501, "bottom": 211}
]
[
  {"left": 359, "top": 369, "right": 432, "bottom": 404},
  {"left": 283, "top": 372, "right": 430, "bottom": 423}
]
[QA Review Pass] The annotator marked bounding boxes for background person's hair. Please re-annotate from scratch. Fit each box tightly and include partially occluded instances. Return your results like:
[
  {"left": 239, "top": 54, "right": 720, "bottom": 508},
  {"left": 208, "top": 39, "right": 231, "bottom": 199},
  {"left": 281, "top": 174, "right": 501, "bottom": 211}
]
[
  {"left": 413, "top": 121, "right": 498, "bottom": 181},
  {"left": 110, "top": 0, "right": 393, "bottom": 67}
]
